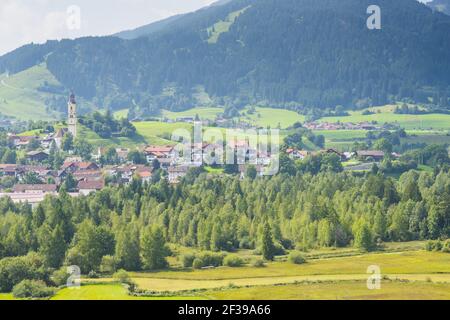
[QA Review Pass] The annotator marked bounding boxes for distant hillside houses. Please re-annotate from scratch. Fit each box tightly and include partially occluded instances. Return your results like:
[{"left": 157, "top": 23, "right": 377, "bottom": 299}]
[
  {"left": 1, "top": 118, "right": 403, "bottom": 206},
  {"left": 304, "top": 121, "right": 389, "bottom": 131}
]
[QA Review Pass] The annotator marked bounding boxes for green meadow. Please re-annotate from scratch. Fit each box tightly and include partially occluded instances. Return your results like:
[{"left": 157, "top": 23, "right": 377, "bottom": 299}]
[
  {"left": 319, "top": 105, "right": 450, "bottom": 130},
  {"left": 2, "top": 244, "right": 449, "bottom": 300},
  {"left": 162, "top": 107, "right": 223, "bottom": 121},
  {"left": 0, "top": 64, "right": 62, "bottom": 120},
  {"left": 160, "top": 106, "right": 306, "bottom": 129},
  {"left": 207, "top": 281, "right": 450, "bottom": 300}
]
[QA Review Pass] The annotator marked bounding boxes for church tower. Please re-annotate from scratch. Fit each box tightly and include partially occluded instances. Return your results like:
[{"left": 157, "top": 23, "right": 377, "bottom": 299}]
[{"left": 68, "top": 93, "right": 77, "bottom": 138}]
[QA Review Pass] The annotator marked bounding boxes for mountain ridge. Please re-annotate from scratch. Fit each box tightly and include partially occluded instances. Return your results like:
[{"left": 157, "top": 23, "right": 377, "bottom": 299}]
[{"left": 1, "top": 0, "right": 450, "bottom": 118}]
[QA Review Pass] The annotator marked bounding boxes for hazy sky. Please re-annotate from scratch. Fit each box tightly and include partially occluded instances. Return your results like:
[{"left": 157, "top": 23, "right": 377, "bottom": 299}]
[{"left": 0, "top": 0, "right": 217, "bottom": 55}]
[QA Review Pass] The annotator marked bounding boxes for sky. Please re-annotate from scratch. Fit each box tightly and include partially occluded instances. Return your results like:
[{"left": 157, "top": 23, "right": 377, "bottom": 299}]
[{"left": 0, "top": 0, "right": 217, "bottom": 55}]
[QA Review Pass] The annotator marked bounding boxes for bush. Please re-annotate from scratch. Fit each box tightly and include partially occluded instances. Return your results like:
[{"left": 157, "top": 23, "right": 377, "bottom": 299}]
[
  {"left": 251, "top": 259, "right": 266, "bottom": 268},
  {"left": 51, "top": 268, "right": 69, "bottom": 287},
  {"left": 425, "top": 240, "right": 434, "bottom": 251},
  {"left": 113, "top": 269, "right": 131, "bottom": 284},
  {"left": 223, "top": 255, "right": 245, "bottom": 267},
  {"left": 12, "top": 280, "right": 55, "bottom": 299},
  {"left": 273, "top": 242, "right": 286, "bottom": 256},
  {"left": 0, "top": 252, "right": 47, "bottom": 292},
  {"left": 288, "top": 251, "right": 306, "bottom": 265},
  {"left": 181, "top": 254, "right": 195, "bottom": 268},
  {"left": 434, "top": 241, "right": 443, "bottom": 252},
  {"left": 425, "top": 240, "right": 443, "bottom": 252},
  {"left": 100, "top": 255, "right": 116, "bottom": 274},
  {"left": 442, "top": 240, "right": 450, "bottom": 253},
  {"left": 88, "top": 270, "right": 99, "bottom": 279},
  {"left": 192, "top": 252, "right": 225, "bottom": 269}
]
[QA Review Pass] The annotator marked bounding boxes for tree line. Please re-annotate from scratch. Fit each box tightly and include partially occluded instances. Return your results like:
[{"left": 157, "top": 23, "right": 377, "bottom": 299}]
[{"left": 0, "top": 166, "right": 448, "bottom": 280}]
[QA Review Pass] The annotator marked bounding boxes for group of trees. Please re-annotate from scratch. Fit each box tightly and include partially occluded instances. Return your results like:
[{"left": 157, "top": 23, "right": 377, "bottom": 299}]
[
  {"left": 283, "top": 125, "right": 325, "bottom": 150},
  {"left": 0, "top": 165, "right": 448, "bottom": 285},
  {"left": 79, "top": 111, "right": 136, "bottom": 139},
  {"left": 60, "top": 133, "right": 94, "bottom": 161}
]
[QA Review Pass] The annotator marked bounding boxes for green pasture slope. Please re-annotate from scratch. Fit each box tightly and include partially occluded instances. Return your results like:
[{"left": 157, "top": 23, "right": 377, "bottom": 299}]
[
  {"left": 0, "top": 64, "right": 62, "bottom": 120},
  {"left": 162, "top": 107, "right": 223, "bottom": 121},
  {"left": 319, "top": 105, "right": 450, "bottom": 131},
  {"left": 162, "top": 106, "right": 306, "bottom": 129}
]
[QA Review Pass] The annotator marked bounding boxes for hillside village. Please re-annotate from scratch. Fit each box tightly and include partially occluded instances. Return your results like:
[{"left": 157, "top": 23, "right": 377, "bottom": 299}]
[{"left": 0, "top": 95, "right": 411, "bottom": 207}]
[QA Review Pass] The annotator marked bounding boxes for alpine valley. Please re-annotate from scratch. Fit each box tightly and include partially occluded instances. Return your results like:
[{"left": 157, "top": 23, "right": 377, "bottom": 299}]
[{"left": 1, "top": 0, "right": 450, "bottom": 120}]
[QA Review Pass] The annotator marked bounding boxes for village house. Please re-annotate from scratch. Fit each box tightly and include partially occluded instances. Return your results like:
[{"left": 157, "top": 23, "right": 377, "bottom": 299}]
[
  {"left": 40, "top": 137, "right": 55, "bottom": 149},
  {"left": 356, "top": 150, "right": 385, "bottom": 162},
  {"left": 73, "top": 170, "right": 103, "bottom": 182},
  {"left": 135, "top": 166, "right": 152, "bottom": 183},
  {"left": 8, "top": 134, "right": 39, "bottom": 149},
  {"left": 176, "top": 116, "right": 195, "bottom": 123},
  {"left": 26, "top": 150, "right": 49, "bottom": 162},
  {"left": 115, "top": 148, "right": 130, "bottom": 162},
  {"left": 20, "top": 165, "right": 53, "bottom": 180},
  {"left": 78, "top": 180, "right": 105, "bottom": 195},
  {"left": 107, "top": 164, "right": 152, "bottom": 184},
  {"left": 168, "top": 166, "right": 190, "bottom": 184},
  {"left": 61, "top": 161, "right": 99, "bottom": 174},
  {"left": 286, "top": 149, "right": 311, "bottom": 160},
  {"left": 304, "top": 121, "right": 382, "bottom": 131},
  {"left": 53, "top": 128, "right": 68, "bottom": 149},
  {"left": 318, "top": 149, "right": 347, "bottom": 161},
  {"left": 144, "top": 145, "right": 175, "bottom": 163},
  {"left": 13, "top": 184, "right": 57, "bottom": 194},
  {"left": 0, "top": 164, "right": 21, "bottom": 178}
]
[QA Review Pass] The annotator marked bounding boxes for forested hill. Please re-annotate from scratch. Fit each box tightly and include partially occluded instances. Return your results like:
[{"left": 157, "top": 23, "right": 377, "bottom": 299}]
[{"left": 1, "top": 0, "right": 450, "bottom": 115}]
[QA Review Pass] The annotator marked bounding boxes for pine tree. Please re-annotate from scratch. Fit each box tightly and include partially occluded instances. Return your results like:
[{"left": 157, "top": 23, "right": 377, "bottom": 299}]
[
  {"left": 140, "top": 225, "right": 169, "bottom": 270},
  {"left": 353, "top": 220, "right": 374, "bottom": 251},
  {"left": 115, "top": 225, "right": 141, "bottom": 271},
  {"left": 261, "top": 221, "right": 276, "bottom": 261},
  {"left": 38, "top": 224, "right": 67, "bottom": 268}
]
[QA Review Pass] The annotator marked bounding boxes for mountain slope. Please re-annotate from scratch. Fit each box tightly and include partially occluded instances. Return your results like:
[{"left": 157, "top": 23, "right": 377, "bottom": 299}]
[
  {"left": 425, "top": 0, "right": 450, "bottom": 15},
  {"left": 1, "top": 0, "right": 450, "bottom": 118},
  {"left": 0, "top": 64, "right": 64, "bottom": 120},
  {"left": 114, "top": 14, "right": 186, "bottom": 40}
]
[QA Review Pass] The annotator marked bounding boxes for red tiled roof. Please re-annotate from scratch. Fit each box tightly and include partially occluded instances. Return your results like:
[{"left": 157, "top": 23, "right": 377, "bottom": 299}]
[
  {"left": 62, "top": 161, "right": 98, "bottom": 171},
  {"left": 13, "top": 184, "right": 57, "bottom": 193},
  {"left": 144, "top": 146, "right": 174, "bottom": 154},
  {"left": 77, "top": 162, "right": 99, "bottom": 170},
  {"left": 73, "top": 170, "right": 102, "bottom": 176},
  {"left": 137, "top": 171, "right": 152, "bottom": 178},
  {"left": 77, "top": 180, "right": 105, "bottom": 190}
]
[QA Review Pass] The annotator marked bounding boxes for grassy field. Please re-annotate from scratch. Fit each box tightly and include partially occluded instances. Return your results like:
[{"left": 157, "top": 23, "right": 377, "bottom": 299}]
[
  {"left": 1, "top": 243, "right": 449, "bottom": 300},
  {"left": 315, "top": 128, "right": 450, "bottom": 151},
  {"left": 162, "top": 107, "right": 223, "bottom": 121},
  {"left": 236, "top": 107, "right": 305, "bottom": 129},
  {"left": 114, "top": 109, "right": 129, "bottom": 120},
  {"left": 0, "top": 284, "right": 203, "bottom": 301},
  {"left": 160, "top": 106, "right": 306, "bottom": 129},
  {"left": 128, "top": 251, "right": 450, "bottom": 282},
  {"left": 0, "top": 64, "right": 62, "bottom": 120},
  {"left": 207, "top": 7, "right": 251, "bottom": 44},
  {"left": 133, "top": 121, "right": 193, "bottom": 146},
  {"left": 51, "top": 284, "right": 200, "bottom": 300},
  {"left": 77, "top": 125, "right": 147, "bottom": 148},
  {"left": 206, "top": 281, "right": 450, "bottom": 300},
  {"left": 319, "top": 105, "right": 450, "bottom": 130}
]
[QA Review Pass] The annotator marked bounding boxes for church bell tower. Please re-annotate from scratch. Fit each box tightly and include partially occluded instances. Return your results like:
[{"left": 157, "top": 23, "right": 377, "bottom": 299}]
[{"left": 68, "top": 93, "right": 77, "bottom": 138}]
